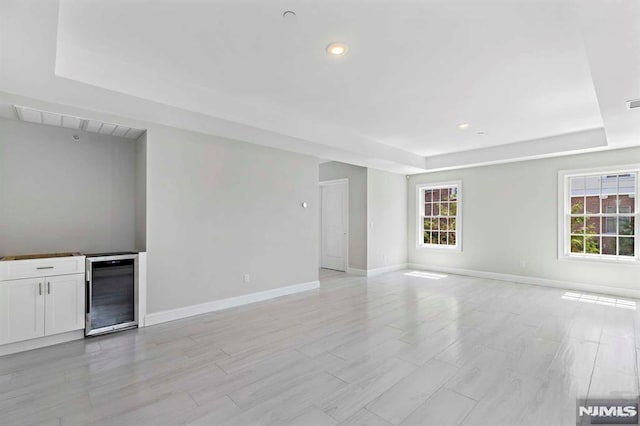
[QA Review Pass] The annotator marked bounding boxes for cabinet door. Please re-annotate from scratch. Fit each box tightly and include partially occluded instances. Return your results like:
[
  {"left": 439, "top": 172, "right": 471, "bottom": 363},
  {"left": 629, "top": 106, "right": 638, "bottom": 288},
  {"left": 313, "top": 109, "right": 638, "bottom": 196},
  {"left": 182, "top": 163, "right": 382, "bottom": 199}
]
[
  {"left": 0, "top": 278, "right": 45, "bottom": 344},
  {"left": 45, "top": 274, "right": 85, "bottom": 336}
]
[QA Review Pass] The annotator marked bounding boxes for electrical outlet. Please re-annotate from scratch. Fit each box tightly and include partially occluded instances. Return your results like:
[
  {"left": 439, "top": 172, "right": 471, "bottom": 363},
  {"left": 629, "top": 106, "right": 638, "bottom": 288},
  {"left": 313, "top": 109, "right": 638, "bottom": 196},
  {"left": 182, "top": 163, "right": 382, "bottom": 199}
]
[{"left": 244, "top": 273, "right": 251, "bottom": 283}]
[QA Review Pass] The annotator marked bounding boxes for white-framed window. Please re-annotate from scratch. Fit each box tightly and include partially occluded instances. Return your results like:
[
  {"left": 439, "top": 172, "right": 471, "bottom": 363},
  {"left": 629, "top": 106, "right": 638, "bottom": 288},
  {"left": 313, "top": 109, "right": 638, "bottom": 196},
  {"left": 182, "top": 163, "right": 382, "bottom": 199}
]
[
  {"left": 558, "top": 166, "right": 638, "bottom": 262},
  {"left": 417, "top": 181, "right": 462, "bottom": 250}
]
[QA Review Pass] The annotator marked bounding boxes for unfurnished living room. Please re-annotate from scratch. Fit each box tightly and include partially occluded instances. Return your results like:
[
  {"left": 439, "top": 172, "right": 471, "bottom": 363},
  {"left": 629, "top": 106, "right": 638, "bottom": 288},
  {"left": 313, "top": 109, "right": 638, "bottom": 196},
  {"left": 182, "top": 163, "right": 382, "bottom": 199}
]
[{"left": 0, "top": 1, "right": 639, "bottom": 425}]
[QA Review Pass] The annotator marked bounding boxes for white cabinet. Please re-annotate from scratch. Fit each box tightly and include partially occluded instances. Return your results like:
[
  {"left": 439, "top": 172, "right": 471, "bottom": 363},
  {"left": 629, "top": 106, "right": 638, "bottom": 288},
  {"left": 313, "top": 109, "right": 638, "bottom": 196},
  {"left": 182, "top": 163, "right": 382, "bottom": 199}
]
[
  {"left": 0, "top": 278, "right": 45, "bottom": 344},
  {"left": 44, "top": 274, "right": 85, "bottom": 336},
  {"left": 0, "top": 256, "right": 85, "bottom": 346}
]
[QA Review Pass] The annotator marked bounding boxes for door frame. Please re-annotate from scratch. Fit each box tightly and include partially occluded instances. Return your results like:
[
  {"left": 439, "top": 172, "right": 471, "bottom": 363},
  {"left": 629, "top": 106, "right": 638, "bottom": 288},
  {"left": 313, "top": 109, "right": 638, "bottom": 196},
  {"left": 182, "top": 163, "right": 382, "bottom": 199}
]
[{"left": 319, "top": 178, "right": 349, "bottom": 272}]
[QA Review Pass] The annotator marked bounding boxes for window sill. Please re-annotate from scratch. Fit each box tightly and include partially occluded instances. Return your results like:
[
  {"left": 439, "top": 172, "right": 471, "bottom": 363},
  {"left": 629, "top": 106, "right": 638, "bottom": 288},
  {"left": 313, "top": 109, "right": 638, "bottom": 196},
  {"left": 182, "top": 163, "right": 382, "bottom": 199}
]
[
  {"left": 559, "top": 255, "right": 640, "bottom": 265},
  {"left": 418, "top": 244, "right": 462, "bottom": 252}
]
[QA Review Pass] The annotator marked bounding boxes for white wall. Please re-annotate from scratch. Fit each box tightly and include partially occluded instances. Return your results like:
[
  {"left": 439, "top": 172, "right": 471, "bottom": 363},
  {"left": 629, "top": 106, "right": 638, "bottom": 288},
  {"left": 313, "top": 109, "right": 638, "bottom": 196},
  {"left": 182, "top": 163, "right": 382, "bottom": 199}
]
[
  {"left": 367, "top": 168, "right": 407, "bottom": 270},
  {"left": 0, "top": 118, "right": 137, "bottom": 256},
  {"left": 146, "top": 124, "right": 319, "bottom": 314},
  {"left": 408, "top": 146, "right": 640, "bottom": 292},
  {"left": 319, "top": 161, "right": 368, "bottom": 270},
  {"left": 134, "top": 132, "right": 147, "bottom": 251}
]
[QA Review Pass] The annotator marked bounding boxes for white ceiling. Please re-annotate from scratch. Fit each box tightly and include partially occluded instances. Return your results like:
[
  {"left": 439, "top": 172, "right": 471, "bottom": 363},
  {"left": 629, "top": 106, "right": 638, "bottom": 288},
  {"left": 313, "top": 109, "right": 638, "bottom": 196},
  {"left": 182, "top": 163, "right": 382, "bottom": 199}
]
[
  {"left": 54, "top": 0, "right": 604, "bottom": 156},
  {"left": 0, "top": 0, "right": 638, "bottom": 173}
]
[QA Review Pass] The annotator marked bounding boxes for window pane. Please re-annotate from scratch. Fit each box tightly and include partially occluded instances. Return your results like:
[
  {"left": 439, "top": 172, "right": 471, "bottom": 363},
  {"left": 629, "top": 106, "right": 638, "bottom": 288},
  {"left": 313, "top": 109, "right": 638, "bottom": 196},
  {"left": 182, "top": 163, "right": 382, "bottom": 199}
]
[
  {"left": 603, "top": 216, "right": 617, "bottom": 234},
  {"left": 571, "top": 236, "right": 584, "bottom": 253},
  {"left": 602, "top": 197, "right": 617, "bottom": 215},
  {"left": 571, "top": 216, "right": 585, "bottom": 234},
  {"left": 585, "top": 217, "right": 600, "bottom": 235},
  {"left": 440, "top": 203, "right": 449, "bottom": 216},
  {"left": 619, "top": 173, "right": 636, "bottom": 196},
  {"left": 571, "top": 197, "right": 584, "bottom": 214},
  {"left": 619, "top": 217, "right": 634, "bottom": 236},
  {"left": 585, "top": 195, "right": 600, "bottom": 214},
  {"left": 424, "top": 203, "right": 432, "bottom": 216},
  {"left": 585, "top": 176, "right": 600, "bottom": 196},
  {"left": 619, "top": 237, "right": 635, "bottom": 256},
  {"left": 424, "top": 231, "right": 431, "bottom": 245},
  {"left": 439, "top": 233, "right": 448, "bottom": 245},
  {"left": 619, "top": 194, "right": 635, "bottom": 214},
  {"left": 424, "top": 190, "right": 433, "bottom": 202},
  {"left": 448, "top": 232, "right": 456, "bottom": 246},
  {"left": 450, "top": 201, "right": 458, "bottom": 216},
  {"left": 424, "top": 218, "right": 433, "bottom": 231},
  {"left": 570, "top": 176, "right": 585, "bottom": 196},
  {"left": 440, "top": 218, "right": 448, "bottom": 231},
  {"left": 602, "top": 236, "right": 616, "bottom": 255},
  {"left": 585, "top": 236, "right": 600, "bottom": 254},
  {"left": 432, "top": 190, "right": 440, "bottom": 202},
  {"left": 432, "top": 219, "right": 439, "bottom": 231},
  {"left": 602, "top": 175, "right": 618, "bottom": 197},
  {"left": 449, "top": 187, "right": 458, "bottom": 201},
  {"left": 441, "top": 189, "right": 449, "bottom": 201},
  {"left": 433, "top": 203, "right": 440, "bottom": 216},
  {"left": 449, "top": 218, "right": 457, "bottom": 231}
]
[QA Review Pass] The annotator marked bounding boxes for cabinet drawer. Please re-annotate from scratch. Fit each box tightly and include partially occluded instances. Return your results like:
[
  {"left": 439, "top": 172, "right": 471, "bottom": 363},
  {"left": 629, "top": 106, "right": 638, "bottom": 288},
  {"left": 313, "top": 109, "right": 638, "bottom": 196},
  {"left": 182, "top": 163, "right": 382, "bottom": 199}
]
[{"left": 0, "top": 257, "right": 85, "bottom": 281}]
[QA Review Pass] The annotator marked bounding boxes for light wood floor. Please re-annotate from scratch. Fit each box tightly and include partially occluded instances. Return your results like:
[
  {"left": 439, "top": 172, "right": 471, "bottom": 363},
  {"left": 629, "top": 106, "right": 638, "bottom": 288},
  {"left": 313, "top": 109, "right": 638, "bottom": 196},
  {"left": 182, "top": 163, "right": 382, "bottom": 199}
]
[
  {"left": 1, "top": 269, "right": 639, "bottom": 425},
  {"left": 319, "top": 268, "right": 347, "bottom": 280}
]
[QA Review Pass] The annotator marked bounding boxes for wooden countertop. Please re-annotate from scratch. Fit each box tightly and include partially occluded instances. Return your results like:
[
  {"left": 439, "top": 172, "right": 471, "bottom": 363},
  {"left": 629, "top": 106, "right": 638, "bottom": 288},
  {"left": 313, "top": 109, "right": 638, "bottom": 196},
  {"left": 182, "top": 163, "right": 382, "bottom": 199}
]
[{"left": 0, "top": 252, "right": 82, "bottom": 261}]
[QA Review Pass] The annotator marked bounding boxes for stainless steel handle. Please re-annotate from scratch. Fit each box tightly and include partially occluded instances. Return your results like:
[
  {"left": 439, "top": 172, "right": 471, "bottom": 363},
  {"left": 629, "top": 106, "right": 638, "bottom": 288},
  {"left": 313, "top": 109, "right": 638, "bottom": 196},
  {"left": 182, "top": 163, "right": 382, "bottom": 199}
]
[
  {"left": 86, "top": 278, "right": 93, "bottom": 334},
  {"left": 36, "top": 266, "right": 54, "bottom": 270},
  {"left": 47, "top": 282, "right": 51, "bottom": 295},
  {"left": 38, "top": 282, "right": 42, "bottom": 296}
]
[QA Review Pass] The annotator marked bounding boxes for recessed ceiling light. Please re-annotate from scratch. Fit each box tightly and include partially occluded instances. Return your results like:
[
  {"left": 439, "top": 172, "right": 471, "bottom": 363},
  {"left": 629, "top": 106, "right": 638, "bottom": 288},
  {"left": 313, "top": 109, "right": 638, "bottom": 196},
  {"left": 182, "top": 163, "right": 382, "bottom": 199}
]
[
  {"left": 457, "top": 123, "right": 470, "bottom": 129},
  {"left": 326, "top": 42, "right": 348, "bottom": 56}
]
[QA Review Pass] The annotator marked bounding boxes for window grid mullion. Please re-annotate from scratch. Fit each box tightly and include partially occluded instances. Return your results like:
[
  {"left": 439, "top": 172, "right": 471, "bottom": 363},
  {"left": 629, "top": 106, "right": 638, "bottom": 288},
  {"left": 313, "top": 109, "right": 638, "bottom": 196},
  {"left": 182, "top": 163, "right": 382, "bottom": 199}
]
[
  {"left": 420, "top": 185, "right": 459, "bottom": 248},
  {"left": 566, "top": 171, "right": 638, "bottom": 259}
]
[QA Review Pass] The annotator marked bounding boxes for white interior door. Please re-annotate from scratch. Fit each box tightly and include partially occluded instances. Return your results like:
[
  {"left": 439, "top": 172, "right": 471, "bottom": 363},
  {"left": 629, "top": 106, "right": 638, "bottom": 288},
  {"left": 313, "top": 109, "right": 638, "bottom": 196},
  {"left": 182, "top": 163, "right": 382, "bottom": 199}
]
[{"left": 321, "top": 181, "right": 348, "bottom": 271}]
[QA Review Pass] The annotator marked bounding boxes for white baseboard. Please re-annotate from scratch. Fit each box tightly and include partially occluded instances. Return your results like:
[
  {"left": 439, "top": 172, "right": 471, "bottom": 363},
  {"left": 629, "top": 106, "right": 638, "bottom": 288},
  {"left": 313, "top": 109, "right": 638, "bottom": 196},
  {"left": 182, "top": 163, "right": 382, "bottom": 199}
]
[
  {"left": 145, "top": 280, "right": 320, "bottom": 326},
  {"left": 366, "top": 263, "right": 409, "bottom": 277},
  {"left": 0, "top": 330, "right": 84, "bottom": 357},
  {"left": 408, "top": 263, "right": 640, "bottom": 299},
  {"left": 346, "top": 264, "right": 408, "bottom": 277}
]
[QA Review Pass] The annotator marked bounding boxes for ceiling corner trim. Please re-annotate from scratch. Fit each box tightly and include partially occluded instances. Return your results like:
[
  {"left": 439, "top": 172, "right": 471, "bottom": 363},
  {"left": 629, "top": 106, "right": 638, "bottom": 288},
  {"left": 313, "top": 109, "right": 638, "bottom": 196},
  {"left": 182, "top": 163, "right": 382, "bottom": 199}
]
[{"left": 421, "top": 127, "right": 608, "bottom": 173}]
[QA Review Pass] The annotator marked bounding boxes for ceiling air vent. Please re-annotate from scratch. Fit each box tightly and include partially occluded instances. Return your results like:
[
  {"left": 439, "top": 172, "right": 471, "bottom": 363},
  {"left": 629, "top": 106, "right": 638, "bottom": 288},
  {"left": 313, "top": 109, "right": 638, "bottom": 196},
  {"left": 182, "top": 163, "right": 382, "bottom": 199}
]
[
  {"left": 627, "top": 99, "right": 640, "bottom": 110},
  {"left": 13, "top": 106, "right": 145, "bottom": 139}
]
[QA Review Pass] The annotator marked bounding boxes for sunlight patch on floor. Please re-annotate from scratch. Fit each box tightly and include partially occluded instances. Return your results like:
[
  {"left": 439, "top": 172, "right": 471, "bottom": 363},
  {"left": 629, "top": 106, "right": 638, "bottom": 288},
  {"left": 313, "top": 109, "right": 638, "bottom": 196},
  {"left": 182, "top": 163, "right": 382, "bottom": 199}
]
[
  {"left": 404, "top": 271, "right": 448, "bottom": 280},
  {"left": 562, "top": 291, "right": 636, "bottom": 310}
]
